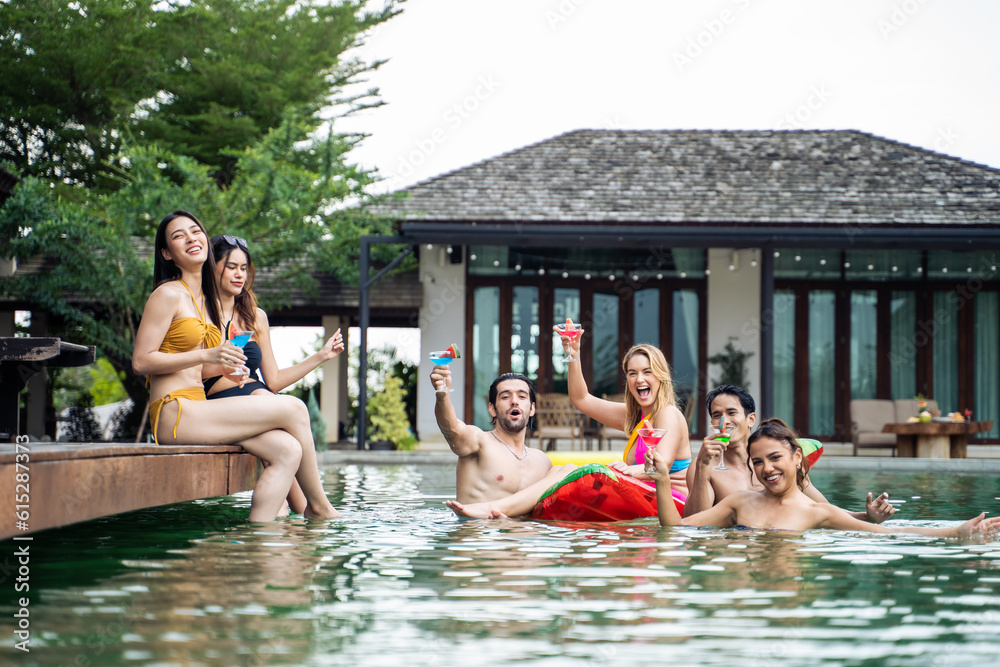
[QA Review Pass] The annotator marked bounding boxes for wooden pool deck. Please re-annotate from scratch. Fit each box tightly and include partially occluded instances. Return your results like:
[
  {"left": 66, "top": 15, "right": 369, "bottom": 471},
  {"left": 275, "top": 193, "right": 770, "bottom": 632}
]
[{"left": 0, "top": 443, "right": 259, "bottom": 540}]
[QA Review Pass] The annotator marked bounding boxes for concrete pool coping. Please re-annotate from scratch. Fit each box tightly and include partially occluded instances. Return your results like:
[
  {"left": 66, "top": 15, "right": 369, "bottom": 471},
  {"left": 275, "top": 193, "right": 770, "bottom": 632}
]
[{"left": 317, "top": 450, "right": 1000, "bottom": 475}]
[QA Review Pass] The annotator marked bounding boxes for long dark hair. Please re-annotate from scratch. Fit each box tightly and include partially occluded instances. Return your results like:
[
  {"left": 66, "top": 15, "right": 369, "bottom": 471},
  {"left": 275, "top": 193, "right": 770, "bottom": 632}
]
[
  {"left": 211, "top": 234, "right": 258, "bottom": 334},
  {"left": 152, "top": 210, "right": 222, "bottom": 329},
  {"left": 747, "top": 418, "right": 811, "bottom": 490}
]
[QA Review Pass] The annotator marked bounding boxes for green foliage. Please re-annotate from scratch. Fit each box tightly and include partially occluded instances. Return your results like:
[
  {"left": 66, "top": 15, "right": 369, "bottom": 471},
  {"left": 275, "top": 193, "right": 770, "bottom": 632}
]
[
  {"left": 0, "top": 0, "right": 399, "bottom": 189},
  {"left": 707, "top": 342, "right": 754, "bottom": 389},
  {"left": 367, "top": 375, "right": 413, "bottom": 449},
  {"left": 0, "top": 123, "right": 398, "bottom": 436},
  {"left": 306, "top": 386, "right": 328, "bottom": 452}
]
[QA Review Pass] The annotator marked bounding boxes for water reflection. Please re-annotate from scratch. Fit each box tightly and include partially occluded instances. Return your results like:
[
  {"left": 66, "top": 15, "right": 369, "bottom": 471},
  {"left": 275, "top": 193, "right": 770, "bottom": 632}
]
[{"left": 6, "top": 465, "right": 1000, "bottom": 666}]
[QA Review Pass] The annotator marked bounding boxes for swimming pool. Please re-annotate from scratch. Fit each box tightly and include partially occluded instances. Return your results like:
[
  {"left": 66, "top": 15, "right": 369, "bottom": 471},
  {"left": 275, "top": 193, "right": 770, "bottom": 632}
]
[{"left": 5, "top": 464, "right": 1000, "bottom": 666}]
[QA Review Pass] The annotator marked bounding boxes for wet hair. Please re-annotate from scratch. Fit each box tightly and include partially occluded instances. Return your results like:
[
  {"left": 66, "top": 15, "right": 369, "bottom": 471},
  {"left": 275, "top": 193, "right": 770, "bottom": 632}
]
[
  {"left": 621, "top": 344, "right": 676, "bottom": 435},
  {"left": 747, "top": 418, "right": 810, "bottom": 490},
  {"left": 706, "top": 384, "right": 756, "bottom": 417},
  {"left": 153, "top": 210, "right": 221, "bottom": 329},
  {"left": 211, "top": 234, "right": 258, "bottom": 332},
  {"left": 488, "top": 373, "right": 536, "bottom": 426}
]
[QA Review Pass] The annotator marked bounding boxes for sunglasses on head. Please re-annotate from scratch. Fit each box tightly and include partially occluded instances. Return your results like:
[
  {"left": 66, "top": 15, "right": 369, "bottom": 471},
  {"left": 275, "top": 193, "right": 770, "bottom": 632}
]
[{"left": 217, "top": 234, "right": 248, "bottom": 251}]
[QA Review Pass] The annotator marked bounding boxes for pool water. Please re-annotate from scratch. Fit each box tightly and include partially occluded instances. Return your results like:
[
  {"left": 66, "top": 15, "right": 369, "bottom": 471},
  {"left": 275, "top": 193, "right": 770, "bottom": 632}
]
[{"left": 4, "top": 465, "right": 1000, "bottom": 666}]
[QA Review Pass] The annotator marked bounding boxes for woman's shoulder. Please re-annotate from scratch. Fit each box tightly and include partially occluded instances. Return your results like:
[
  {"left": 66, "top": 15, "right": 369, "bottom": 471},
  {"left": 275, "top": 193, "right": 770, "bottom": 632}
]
[{"left": 148, "top": 281, "right": 186, "bottom": 307}]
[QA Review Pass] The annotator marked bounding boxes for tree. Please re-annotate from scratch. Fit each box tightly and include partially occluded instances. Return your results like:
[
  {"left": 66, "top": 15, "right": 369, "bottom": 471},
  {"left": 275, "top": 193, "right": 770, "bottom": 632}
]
[
  {"left": 0, "top": 0, "right": 398, "bottom": 189},
  {"left": 0, "top": 119, "right": 400, "bottom": 438},
  {"left": 1, "top": 0, "right": 404, "bottom": 439},
  {"left": 707, "top": 342, "right": 753, "bottom": 389}
]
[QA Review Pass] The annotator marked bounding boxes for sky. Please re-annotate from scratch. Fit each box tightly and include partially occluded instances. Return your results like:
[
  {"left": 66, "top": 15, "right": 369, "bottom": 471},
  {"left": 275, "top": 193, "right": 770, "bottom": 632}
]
[
  {"left": 276, "top": 0, "right": 1000, "bottom": 373},
  {"left": 338, "top": 0, "right": 1000, "bottom": 193}
]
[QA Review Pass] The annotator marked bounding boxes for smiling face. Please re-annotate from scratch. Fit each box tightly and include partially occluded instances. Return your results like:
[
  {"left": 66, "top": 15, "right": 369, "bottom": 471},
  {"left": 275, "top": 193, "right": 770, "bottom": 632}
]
[
  {"left": 216, "top": 248, "right": 248, "bottom": 298},
  {"left": 488, "top": 378, "right": 535, "bottom": 434},
  {"left": 161, "top": 216, "right": 208, "bottom": 269},
  {"left": 708, "top": 392, "right": 757, "bottom": 446},
  {"left": 625, "top": 353, "right": 659, "bottom": 409},
  {"left": 748, "top": 436, "right": 803, "bottom": 494}
]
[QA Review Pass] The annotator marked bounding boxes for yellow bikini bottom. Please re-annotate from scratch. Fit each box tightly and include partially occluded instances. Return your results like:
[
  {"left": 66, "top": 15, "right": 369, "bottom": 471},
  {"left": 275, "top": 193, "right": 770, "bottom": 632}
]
[{"left": 149, "top": 387, "right": 206, "bottom": 445}]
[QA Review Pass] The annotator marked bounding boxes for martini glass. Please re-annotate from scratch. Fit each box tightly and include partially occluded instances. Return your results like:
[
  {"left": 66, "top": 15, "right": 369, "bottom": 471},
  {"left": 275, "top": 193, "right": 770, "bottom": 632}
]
[
  {"left": 554, "top": 322, "right": 584, "bottom": 362},
  {"left": 711, "top": 416, "right": 735, "bottom": 471},
  {"left": 429, "top": 351, "right": 456, "bottom": 393},
  {"left": 637, "top": 426, "right": 667, "bottom": 476},
  {"left": 228, "top": 330, "right": 253, "bottom": 376}
]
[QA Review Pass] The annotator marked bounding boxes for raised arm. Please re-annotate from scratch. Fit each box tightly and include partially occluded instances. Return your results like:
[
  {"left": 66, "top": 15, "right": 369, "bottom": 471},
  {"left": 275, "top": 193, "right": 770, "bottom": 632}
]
[
  {"left": 648, "top": 445, "right": 735, "bottom": 527},
  {"left": 557, "top": 325, "right": 627, "bottom": 429},
  {"left": 431, "top": 364, "right": 482, "bottom": 458},
  {"left": 255, "top": 309, "right": 344, "bottom": 392},
  {"left": 683, "top": 431, "right": 724, "bottom": 515}
]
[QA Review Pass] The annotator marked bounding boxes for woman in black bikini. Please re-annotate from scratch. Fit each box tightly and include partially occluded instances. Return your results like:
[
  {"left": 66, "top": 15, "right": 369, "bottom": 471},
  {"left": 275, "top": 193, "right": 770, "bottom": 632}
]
[{"left": 202, "top": 234, "right": 345, "bottom": 513}]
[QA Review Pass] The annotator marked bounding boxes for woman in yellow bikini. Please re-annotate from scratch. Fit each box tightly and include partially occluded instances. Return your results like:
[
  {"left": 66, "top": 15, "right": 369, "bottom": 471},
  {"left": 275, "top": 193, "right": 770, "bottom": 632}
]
[{"left": 132, "top": 210, "right": 340, "bottom": 522}]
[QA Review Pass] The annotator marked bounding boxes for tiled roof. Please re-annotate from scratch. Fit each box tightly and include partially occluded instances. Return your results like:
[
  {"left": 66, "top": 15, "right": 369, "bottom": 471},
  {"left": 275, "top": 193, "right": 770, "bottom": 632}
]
[{"left": 384, "top": 130, "right": 1000, "bottom": 227}]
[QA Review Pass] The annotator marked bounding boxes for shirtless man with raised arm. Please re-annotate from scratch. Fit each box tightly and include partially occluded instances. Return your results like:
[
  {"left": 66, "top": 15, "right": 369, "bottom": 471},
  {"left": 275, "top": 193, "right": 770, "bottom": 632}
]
[
  {"left": 683, "top": 384, "right": 895, "bottom": 523},
  {"left": 431, "top": 366, "right": 572, "bottom": 511}
]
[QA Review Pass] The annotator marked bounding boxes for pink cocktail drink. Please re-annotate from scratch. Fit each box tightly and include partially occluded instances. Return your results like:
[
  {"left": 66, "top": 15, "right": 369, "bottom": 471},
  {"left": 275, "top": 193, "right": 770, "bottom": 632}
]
[{"left": 554, "top": 322, "right": 584, "bottom": 362}]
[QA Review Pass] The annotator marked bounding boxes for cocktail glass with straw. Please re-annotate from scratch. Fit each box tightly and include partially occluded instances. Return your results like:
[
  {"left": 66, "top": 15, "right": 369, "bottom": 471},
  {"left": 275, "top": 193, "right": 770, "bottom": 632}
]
[
  {"left": 554, "top": 322, "right": 584, "bottom": 362},
  {"left": 228, "top": 330, "right": 253, "bottom": 376},
  {"left": 429, "top": 351, "right": 456, "bottom": 393},
  {"left": 711, "top": 415, "right": 735, "bottom": 471}
]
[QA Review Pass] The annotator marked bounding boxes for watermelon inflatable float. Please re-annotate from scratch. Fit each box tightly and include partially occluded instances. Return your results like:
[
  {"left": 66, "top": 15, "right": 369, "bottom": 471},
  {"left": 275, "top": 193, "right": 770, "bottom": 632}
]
[{"left": 530, "top": 463, "right": 684, "bottom": 522}]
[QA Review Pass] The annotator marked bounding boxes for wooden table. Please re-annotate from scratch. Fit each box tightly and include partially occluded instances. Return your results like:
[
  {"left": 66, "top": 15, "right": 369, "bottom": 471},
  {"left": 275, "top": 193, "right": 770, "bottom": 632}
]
[
  {"left": 881, "top": 421, "right": 994, "bottom": 458},
  {"left": 0, "top": 337, "right": 96, "bottom": 441}
]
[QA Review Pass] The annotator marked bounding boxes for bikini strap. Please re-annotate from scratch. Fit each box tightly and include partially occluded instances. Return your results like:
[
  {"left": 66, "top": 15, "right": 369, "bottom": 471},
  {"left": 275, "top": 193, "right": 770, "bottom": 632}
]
[
  {"left": 623, "top": 412, "right": 650, "bottom": 462},
  {"left": 178, "top": 280, "right": 207, "bottom": 326}
]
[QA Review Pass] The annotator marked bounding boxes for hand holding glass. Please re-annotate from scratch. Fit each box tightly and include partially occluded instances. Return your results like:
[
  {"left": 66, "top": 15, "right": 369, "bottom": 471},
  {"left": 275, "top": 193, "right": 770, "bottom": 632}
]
[
  {"left": 554, "top": 322, "right": 584, "bottom": 362},
  {"left": 638, "top": 427, "right": 667, "bottom": 476},
  {"left": 227, "top": 330, "right": 253, "bottom": 376},
  {"left": 429, "top": 351, "right": 455, "bottom": 393},
  {"left": 711, "top": 416, "right": 734, "bottom": 471}
]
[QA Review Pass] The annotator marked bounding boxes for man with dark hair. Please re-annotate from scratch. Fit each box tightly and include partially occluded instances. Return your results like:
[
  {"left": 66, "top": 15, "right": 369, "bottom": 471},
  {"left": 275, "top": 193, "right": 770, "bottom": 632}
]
[
  {"left": 684, "top": 385, "right": 894, "bottom": 523},
  {"left": 431, "top": 366, "right": 564, "bottom": 511}
]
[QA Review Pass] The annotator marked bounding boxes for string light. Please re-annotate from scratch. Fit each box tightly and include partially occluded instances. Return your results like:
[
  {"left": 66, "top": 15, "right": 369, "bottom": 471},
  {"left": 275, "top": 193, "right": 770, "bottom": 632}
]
[
  {"left": 819, "top": 258, "right": 827, "bottom": 265},
  {"left": 538, "top": 268, "right": 545, "bottom": 275},
  {"left": 773, "top": 251, "right": 780, "bottom": 258},
  {"left": 562, "top": 271, "right": 569, "bottom": 279},
  {"left": 469, "top": 253, "right": 477, "bottom": 261},
  {"left": 493, "top": 259, "right": 500, "bottom": 267},
  {"left": 794, "top": 255, "right": 802, "bottom": 262},
  {"left": 514, "top": 264, "right": 522, "bottom": 271},
  {"left": 584, "top": 273, "right": 591, "bottom": 280}
]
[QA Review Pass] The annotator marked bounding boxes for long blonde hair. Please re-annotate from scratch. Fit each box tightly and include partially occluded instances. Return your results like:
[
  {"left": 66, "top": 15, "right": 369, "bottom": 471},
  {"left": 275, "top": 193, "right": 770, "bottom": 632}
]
[{"left": 621, "top": 344, "right": 676, "bottom": 435}]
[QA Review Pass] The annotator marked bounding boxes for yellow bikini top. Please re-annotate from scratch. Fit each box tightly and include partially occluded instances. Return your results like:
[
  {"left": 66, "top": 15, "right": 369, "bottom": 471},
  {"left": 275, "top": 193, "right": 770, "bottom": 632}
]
[{"left": 158, "top": 281, "right": 222, "bottom": 353}]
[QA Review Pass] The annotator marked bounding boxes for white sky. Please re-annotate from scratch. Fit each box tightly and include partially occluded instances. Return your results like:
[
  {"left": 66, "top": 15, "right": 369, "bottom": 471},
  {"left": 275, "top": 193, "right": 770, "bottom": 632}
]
[
  {"left": 277, "top": 0, "right": 1000, "bottom": 375},
  {"left": 338, "top": 0, "right": 1000, "bottom": 193}
]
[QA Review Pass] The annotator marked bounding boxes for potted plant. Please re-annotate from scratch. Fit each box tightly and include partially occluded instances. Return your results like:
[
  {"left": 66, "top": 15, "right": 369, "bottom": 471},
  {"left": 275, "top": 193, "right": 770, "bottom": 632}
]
[{"left": 367, "top": 376, "right": 418, "bottom": 451}]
